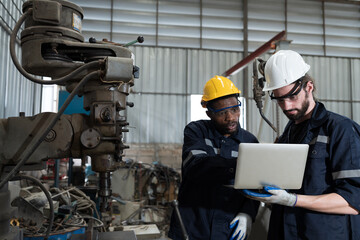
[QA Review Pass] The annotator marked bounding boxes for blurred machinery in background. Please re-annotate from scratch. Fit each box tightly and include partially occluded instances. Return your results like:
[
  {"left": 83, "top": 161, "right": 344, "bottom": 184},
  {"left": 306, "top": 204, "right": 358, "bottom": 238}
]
[
  {"left": 111, "top": 160, "right": 180, "bottom": 227},
  {"left": 0, "top": 0, "right": 145, "bottom": 239}
]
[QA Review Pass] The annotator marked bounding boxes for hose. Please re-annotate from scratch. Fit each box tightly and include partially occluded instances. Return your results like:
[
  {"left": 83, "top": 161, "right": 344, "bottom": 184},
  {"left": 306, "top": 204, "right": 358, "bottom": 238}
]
[
  {"left": 258, "top": 108, "right": 278, "bottom": 133},
  {"left": 252, "top": 60, "right": 278, "bottom": 134},
  {"left": 11, "top": 174, "right": 54, "bottom": 240}
]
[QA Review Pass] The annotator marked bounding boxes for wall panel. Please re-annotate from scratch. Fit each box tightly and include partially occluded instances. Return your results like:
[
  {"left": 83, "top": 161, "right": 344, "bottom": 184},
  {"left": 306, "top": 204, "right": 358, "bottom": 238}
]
[
  {"left": 0, "top": 0, "right": 42, "bottom": 119},
  {"left": 72, "top": 0, "right": 360, "bottom": 57}
]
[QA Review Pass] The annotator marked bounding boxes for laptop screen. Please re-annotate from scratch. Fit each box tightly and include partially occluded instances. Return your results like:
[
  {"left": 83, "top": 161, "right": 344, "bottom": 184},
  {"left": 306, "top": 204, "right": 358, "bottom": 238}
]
[{"left": 234, "top": 143, "right": 309, "bottom": 189}]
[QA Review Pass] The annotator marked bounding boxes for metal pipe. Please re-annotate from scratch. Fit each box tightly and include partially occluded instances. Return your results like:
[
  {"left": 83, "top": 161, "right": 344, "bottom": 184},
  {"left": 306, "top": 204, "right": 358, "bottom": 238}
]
[
  {"left": 243, "top": 0, "right": 249, "bottom": 128},
  {"left": 258, "top": 108, "right": 277, "bottom": 133},
  {"left": 200, "top": 0, "right": 203, "bottom": 49},
  {"left": 172, "top": 200, "right": 189, "bottom": 240},
  {"left": 222, "top": 30, "right": 286, "bottom": 77},
  {"left": 322, "top": 1, "right": 327, "bottom": 56}
]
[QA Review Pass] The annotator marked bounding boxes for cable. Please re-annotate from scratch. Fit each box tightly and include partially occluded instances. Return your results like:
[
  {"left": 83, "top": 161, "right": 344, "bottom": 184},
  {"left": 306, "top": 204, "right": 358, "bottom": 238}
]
[
  {"left": 0, "top": 70, "right": 100, "bottom": 190},
  {"left": 68, "top": 187, "right": 106, "bottom": 232},
  {"left": 10, "top": 8, "right": 102, "bottom": 85},
  {"left": 69, "top": 188, "right": 100, "bottom": 218},
  {"left": 65, "top": 215, "right": 104, "bottom": 228},
  {"left": 252, "top": 60, "right": 278, "bottom": 134},
  {"left": 10, "top": 174, "right": 54, "bottom": 240}
]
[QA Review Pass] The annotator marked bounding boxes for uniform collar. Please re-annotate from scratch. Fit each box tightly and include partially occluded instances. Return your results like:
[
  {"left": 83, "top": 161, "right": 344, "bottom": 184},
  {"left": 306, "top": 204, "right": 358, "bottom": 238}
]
[
  {"left": 279, "top": 101, "right": 328, "bottom": 144},
  {"left": 307, "top": 101, "right": 329, "bottom": 130},
  {"left": 301, "top": 102, "right": 328, "bottom": 144}
]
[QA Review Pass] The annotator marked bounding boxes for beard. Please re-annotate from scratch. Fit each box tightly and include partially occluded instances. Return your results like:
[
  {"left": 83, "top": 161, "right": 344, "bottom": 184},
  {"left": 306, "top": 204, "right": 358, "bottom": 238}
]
[{"left": 283, "top": 92, "right": 310, "bottom": 121}]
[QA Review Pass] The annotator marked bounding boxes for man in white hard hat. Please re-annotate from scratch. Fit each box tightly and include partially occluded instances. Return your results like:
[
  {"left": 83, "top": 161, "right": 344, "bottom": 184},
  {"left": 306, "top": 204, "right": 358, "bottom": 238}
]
[
  {"left": 168, "top": 76, "right": 259, "bottom": 240},
  {"left": 244, "top": 50, "right": 360, "bottom": 239}
]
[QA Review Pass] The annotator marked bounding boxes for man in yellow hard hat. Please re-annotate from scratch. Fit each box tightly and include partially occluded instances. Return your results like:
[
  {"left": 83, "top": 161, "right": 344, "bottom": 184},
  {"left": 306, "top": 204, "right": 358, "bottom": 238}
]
[{"left": 168, "top": 75, "right": 259, "bottom": 240}]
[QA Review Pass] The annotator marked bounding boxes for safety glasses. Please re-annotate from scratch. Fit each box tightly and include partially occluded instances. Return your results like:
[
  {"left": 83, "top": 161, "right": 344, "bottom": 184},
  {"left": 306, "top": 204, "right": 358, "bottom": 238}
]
[
  {"left": 207, "top": 101, "right": 241, "bottom": 117},
  {"left": 270, "top": 79, "right": 305, "bottom": 103}
]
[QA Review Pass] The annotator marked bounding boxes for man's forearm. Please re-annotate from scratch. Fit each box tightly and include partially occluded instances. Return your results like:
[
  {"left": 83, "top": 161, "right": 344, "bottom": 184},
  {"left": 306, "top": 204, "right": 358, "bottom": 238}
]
[{"left": 296, "top": 193, "right": 359, "bottom": 215}]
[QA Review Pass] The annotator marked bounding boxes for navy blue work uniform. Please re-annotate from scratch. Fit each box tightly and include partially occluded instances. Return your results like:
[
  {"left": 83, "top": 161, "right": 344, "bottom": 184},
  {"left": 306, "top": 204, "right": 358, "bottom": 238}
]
[
  {"left": 268, "top": 102, "right": 360, "bottom": 240},
  {"left": 168, "top": 120, "right": 259, "bottom": 240}
]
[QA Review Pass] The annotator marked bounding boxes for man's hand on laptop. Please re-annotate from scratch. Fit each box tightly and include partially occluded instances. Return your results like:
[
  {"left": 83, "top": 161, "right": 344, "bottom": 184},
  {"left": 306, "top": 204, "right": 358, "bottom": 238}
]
[{"left": 242, "top": 186, "right": 297, "bottom": 207}]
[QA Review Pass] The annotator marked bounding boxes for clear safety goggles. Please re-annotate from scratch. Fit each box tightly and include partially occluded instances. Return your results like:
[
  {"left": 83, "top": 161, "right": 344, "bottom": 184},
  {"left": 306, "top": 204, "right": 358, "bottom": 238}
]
[
  {"left": 207, "top": 101, "right": 241, "bottom": 118},
  {"left": 270, "top": 79, "right": 305, "bottom": 104}
]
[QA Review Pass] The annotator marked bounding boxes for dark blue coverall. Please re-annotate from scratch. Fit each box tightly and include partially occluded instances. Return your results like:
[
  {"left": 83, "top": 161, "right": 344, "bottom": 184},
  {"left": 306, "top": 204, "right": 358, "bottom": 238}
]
[
  {"left": 268, "top": 102, "right": 360, "bottom": 240},
  {"left": 168, "top": 120, "right": 259, "bottom": 240}
]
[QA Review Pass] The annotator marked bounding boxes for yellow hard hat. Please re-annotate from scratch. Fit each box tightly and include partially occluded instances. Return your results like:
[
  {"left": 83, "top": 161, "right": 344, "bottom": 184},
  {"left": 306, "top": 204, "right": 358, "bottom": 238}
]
[{"left": 201, "top": 75, "right": 241, "bottom": 108}]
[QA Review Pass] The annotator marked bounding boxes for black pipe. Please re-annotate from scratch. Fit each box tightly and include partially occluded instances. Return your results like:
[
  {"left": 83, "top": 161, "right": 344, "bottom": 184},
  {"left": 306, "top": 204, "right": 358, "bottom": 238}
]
[{"left": 172, "top": 200, "right": 189, "bottom": 240}]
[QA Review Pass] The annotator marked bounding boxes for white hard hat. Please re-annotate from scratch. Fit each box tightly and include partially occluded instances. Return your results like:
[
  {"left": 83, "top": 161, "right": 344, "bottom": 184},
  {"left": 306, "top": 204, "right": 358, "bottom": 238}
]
[{"left": 263, "top": 50, "right": 310, "bottom": 91}]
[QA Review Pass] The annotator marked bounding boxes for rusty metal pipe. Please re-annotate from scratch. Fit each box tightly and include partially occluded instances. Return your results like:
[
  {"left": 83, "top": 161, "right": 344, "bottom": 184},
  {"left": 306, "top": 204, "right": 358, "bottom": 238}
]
[{"left": 222, "top": 30, "right": 286, "bottom": 77}]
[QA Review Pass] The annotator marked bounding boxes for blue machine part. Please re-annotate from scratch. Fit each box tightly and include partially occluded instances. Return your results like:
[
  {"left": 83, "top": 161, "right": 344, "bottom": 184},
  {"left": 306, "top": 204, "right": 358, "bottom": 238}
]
[
  {"left": 58, "top": 90, "right": 89, "bottom": 115},
  {"left": 24, "top": 227, "right": 85, "bottom": 240}
]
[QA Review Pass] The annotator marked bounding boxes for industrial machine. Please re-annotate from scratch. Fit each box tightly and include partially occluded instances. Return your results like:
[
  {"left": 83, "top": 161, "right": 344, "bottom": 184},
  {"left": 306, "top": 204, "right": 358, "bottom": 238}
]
[{"left": 0, "top": 0, "right": 143, "bottom": 239}]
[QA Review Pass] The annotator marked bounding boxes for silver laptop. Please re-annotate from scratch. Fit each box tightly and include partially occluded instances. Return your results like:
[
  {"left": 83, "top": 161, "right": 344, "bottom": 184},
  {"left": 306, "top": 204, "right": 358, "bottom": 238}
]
[{"left": 234, "top": 143, "right": 309, "bottom": 190}]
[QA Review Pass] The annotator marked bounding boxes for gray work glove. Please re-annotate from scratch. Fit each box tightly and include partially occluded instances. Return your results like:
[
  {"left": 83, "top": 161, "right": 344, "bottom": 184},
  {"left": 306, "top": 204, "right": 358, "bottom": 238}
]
[
  {"left": 229, "top": 212, "right": 252, "bottom": 240},
  {"left": 243, "top": 186, "right": 297, "bottom": 207}
]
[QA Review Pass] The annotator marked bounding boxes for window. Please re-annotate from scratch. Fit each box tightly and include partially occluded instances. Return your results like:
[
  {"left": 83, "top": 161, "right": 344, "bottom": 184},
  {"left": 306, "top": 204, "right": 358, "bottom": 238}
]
[
  {"left": 191, "top": 94, "right": 209, "bottom": 121},
  {"left": 41, "top": 77, "right": 59, "bottom": 113}
]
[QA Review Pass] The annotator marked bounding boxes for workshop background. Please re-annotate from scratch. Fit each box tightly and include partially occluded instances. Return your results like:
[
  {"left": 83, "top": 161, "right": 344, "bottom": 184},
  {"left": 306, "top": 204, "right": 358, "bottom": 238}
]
[{"left": 0, "top": 0, "right": 359, "bottom": 239}]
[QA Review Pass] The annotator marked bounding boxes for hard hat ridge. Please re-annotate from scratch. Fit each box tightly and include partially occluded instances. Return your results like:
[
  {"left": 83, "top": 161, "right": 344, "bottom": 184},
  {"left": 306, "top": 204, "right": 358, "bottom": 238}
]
[{"left": 263, "top": 50, "right": 310, "bottom": 91}]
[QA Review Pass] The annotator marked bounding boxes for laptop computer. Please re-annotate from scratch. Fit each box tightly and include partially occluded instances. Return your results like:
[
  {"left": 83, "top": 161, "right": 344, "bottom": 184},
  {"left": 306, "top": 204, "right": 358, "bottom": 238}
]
[{"left": 234, "top": 143, "right": 309, "bottom": 190}]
